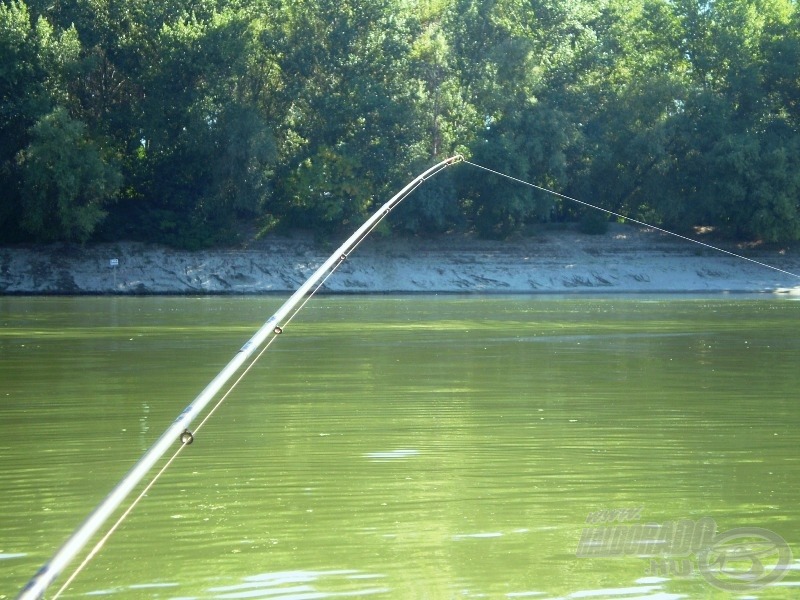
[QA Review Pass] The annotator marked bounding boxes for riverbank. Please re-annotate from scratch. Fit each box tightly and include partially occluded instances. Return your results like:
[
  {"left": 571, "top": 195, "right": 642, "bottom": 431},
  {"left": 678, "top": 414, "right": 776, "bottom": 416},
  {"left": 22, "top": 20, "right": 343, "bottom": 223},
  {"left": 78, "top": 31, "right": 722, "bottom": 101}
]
[{"left": 2, "top": 225, "right": 800, "bottom": 295}]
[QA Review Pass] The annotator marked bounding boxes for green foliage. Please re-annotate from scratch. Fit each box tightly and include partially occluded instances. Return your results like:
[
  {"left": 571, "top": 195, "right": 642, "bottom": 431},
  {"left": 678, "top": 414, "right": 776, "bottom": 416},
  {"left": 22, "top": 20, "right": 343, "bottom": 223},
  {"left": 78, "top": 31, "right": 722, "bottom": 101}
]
[
  {"left": 0, "top": 1, "right": 83, "bottom": 240},
  {"left": 283, "top": 146, "right": 371, "bottom": 231},
  {"left": 1, "top": 0, "right": 800, "bottom": 246},
  {"left": 18, "top": 107, "right": 122, "bottom": 242},
  {"left": 462, "top": 103, "right": 574, "bottom": 238}
]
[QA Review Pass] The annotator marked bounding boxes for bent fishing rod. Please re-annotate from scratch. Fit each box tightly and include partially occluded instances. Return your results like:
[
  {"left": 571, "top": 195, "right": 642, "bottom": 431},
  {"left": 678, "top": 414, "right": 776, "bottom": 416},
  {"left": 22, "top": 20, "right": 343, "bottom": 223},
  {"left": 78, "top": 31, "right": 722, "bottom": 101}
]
[
  {"left": 19, "top": 151, "right": 800, "bottom": 598},
  {"left": 18, "top": 154, "right": 463, "bottom": 600}
]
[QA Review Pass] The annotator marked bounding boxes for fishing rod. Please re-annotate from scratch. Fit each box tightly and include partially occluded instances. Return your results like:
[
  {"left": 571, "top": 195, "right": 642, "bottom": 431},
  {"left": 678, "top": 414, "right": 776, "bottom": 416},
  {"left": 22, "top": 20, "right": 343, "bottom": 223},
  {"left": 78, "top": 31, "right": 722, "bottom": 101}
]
[
  {"left": 17, "top": 154, "right": 463, "bottom": 600},
  {"left": 18, "top": 151, "right": 799, "bottom": 598}
]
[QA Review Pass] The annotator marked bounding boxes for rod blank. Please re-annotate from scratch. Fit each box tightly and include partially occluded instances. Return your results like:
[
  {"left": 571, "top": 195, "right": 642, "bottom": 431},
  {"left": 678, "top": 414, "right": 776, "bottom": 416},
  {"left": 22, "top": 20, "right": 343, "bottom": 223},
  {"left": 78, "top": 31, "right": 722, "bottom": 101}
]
[{"left": 18, "top": 154, "right": 462, "bottom": 599}]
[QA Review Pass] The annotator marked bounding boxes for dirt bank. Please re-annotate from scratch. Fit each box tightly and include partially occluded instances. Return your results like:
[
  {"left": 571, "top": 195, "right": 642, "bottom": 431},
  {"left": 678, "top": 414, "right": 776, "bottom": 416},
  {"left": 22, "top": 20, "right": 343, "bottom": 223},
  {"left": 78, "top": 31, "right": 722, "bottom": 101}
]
[{"left": 2, "top": 225, "right": 800, "bottom": 295}]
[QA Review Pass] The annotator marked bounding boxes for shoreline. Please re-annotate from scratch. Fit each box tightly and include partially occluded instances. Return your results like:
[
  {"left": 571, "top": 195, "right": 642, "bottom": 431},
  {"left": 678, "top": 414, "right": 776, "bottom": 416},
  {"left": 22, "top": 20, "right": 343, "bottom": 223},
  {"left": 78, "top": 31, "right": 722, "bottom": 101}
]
[{"left": 2, "top": 225, "right": 800, "bottom": 296}]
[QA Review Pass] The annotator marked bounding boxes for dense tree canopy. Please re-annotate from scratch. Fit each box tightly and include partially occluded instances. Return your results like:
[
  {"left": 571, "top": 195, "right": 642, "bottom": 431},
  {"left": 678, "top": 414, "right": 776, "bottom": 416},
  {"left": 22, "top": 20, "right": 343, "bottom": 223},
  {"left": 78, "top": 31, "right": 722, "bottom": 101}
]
[{"left": 1, "top": 0, "right": 799, "bottom": 246}]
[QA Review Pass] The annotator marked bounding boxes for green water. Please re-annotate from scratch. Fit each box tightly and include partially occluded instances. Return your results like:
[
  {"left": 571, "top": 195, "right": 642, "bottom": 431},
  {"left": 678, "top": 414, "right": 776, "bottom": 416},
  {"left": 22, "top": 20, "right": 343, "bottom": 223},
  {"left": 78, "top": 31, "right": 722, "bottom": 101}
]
[{"left": 1, "top": 295, "right": 799, "bottom": 599}]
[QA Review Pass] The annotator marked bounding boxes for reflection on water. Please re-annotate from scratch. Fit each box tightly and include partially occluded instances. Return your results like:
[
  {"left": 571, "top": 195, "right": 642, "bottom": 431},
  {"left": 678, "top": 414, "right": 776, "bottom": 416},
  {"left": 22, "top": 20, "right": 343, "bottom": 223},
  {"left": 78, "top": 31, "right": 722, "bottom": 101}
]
[
  {"left": 208, "top": 569, "right": 389, "bottom": 599},
  {"left": 71, "top": 569, "right": 715, "bottom": 599},
  {"left": 364, "top": 449, "right": 419, "bottom": 461},
  {"left": 1, "top": 295, "right": 799, "bottom": 598}
]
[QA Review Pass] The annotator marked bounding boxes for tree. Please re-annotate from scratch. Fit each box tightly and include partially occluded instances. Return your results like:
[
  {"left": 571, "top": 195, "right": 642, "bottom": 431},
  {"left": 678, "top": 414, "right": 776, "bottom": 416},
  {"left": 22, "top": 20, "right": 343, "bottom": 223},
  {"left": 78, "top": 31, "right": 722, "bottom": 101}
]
[
  {"left": 393, "top": 14, "right": 475, "bottom": 234},
  {"left": 0, "top": 1, "right": 83, "bottom": 241},
  {"left": 462, "top": 103, "right": 574, "bottom": 237},
  {"left": 650, "top": 0, "right": 800, "bottom": 241},
  {"left": 269, "top": 0, "right": 425, "bottom": 234},
  {"left": 121, "top": 7, "right": 280, "bottom": 247},
  {"left": 1, "top": 0, "right": 799, "bottom": 245},
  {"left": 445, "top": 0, "right": 593, "bottom": 236},
  {"left": 18, "top": 107, "right": 122, "bottom": 243}
]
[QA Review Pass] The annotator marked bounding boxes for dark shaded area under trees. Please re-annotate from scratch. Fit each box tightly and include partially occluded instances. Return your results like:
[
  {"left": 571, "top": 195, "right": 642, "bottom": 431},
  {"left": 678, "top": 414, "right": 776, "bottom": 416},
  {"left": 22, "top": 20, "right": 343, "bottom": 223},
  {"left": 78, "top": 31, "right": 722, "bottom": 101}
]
[{"left": 1, "top": 0, "right": 799, "bottom": 248}]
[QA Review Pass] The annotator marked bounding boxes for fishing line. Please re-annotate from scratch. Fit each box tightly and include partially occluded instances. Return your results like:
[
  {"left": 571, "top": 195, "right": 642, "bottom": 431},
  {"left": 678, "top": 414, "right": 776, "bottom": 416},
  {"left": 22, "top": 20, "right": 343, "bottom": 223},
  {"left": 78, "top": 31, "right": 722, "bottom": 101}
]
[
  {"left": 51, "top": 443, "right": 190, "bottom": 599},
  {"left": 52, "top": 334, "right": 279, "bottom": 598},
  {"left": 463, "top": 159, "right": 800, "bottom": 280},
  {"left": 53, "top": 258, "right": 339, "bottom": 597}
]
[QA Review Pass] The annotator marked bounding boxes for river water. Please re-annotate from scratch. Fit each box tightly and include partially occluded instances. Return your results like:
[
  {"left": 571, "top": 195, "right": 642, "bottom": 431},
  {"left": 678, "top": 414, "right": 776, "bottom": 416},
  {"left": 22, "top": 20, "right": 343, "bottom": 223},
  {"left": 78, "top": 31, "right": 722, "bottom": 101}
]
[{"left": 1, "top": 295, "right": 799, "bottom": 599}]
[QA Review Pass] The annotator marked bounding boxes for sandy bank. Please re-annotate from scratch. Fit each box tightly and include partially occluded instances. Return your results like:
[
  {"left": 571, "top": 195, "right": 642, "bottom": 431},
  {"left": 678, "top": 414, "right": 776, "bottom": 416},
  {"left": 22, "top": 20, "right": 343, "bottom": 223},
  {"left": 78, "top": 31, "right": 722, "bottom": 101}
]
[{"left": 2, "top": 225, "right": 800, "bottom": 295}]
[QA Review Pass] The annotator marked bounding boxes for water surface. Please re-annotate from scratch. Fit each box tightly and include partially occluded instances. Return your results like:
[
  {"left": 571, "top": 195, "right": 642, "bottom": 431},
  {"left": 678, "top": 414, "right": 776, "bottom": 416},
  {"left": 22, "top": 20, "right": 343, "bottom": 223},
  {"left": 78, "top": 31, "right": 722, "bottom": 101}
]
[{"left": 1, "top": 295, "right": 799, "bottom": 598}]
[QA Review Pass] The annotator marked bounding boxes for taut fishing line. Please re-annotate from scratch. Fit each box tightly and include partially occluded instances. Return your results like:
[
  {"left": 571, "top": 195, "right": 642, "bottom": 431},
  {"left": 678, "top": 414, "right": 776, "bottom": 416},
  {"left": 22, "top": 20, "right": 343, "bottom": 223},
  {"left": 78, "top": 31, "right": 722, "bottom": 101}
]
[
  {"left": 463, "top": 159, "right": 800, "bottom": 280},
  {"left": 21, "top": 153, "right": 800, "bottom": 599}
]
